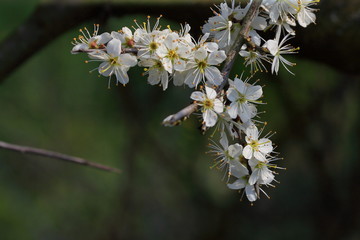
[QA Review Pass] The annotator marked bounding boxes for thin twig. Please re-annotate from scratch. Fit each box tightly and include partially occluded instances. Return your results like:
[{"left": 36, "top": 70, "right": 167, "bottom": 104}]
[
  {"left": 0, "top": 140, "right": 121, "bottom": 174},
  {"left": 162, "top": 0, "right": 263, "bottom": 126}
]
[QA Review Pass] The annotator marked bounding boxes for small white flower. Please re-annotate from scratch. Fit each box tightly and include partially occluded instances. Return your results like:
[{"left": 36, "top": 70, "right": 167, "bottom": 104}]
[
  {"left": 248, "top": 157, "right": 275, "bottom": 185},
  {"left": 111, "top": 27, "right": 135, "bottom": 48},
  {"left": 213, "top": 112, "right": 241, "bottom": 139},
  {"left": 139, "top": 57, "right": 169, "bottom": 90},
  {"left": 263, "top": 0, "right": 298, "bottom": 23},
  {"left": 156, "top": 32, "right": 192, "bottom": 73},
  {"left": 202, "top": 0, "right": 239, "bottom": 49},
  {"left": 243, "top": 124, "right": 273, "bottom": 162},
  {"left": 184, "top": 47, "right": 226, "bottom": 88},
  {"left": 239, "top": 47, "right": 272, "bottom": 73},
  {"left": 71, "top": 24, "right": 112, "bottom": 54},
  {"left": 227, "top": 160, "right": 257, "bottom": 202},
  {"left": 134, "top": 16, "right": 170, "bottom": 58},
  {"left": 296, "top": 0, "right": 318, "bottom": 27},
  {"left": 89, "top": 39, "right": 137, "bottom": 85},
  {"left": 226, "top": 76, "right": 263, "bottom": 123},
  {"left": 208, "top": 133, "right": 243, "bottom": 174},
  {"left": 190, "top": 86, "right": 224, "bottom": 127},
  {"left": 264, "top": 34, "right": 298, "bottom": 75}
]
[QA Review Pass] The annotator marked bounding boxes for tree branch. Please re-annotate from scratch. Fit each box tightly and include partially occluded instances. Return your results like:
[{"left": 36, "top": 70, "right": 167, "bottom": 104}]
[
  {"left": 0, "top": 140, "right": 121, "bottom": 174},
  {"left": 162, "top": 0, "right": 263, "bottom": 126}
]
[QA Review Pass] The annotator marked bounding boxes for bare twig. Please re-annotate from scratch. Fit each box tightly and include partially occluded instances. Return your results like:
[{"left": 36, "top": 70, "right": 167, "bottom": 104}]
[
  {"left": 162, "top": 103, "right": 198, "bottom": 126},
  {"left": 162, "top": 0, "right": 263, "bottom": 126},
  {"left": 0, "top": 140, "right": 121, "bottom": 173}
]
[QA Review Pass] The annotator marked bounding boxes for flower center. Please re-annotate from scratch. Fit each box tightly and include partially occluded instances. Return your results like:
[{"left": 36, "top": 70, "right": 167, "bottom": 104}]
[
  {"left": 149, "top": 42, "right": 158, "bottom": 51},
  {"left": 167, "top": 49, "right": 179, "bottom": 60},
  {"left": 250, "top": 140, "right": 259, "bottom": 150},
  {"left": 203, "top": 99, "right": 214, "bottom": 109},
  {"left": 237, "top": 93, "right": 247, "bottom": 104},
  {"left": 125, "top": 37, "right": 135, "bottom": 48},
  {"left": 197, "top": 60, "right": 208, "bottom": 73},
  {"left": 109, "top": 57, "right": 119, "bottom": 66}
]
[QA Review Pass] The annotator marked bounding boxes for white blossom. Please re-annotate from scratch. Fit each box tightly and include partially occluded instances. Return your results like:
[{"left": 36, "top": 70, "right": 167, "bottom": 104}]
[
  {"left": 89, "top": 39, "right": 137, "bottom": 85},
  {"left": 139, "top": 57, "right": 169, "bottom": 90},
  {"left": 71, "top": 24, "right": 112, "bottom": 54},
  {"left": 226, "top": 76, "right": 263, "bottom": 123},
  {"left": 208, "top": 133, "right": 243, "bottom": 174},
  {"left": 184, "top": 47, "right": 226, "bottom": 88},
  {"left": 156, "top": 32, "right": 192, "bottom": 74},
  {"left": 190, "top": 86, "right": 224, "bottom": 127},
  {"left": 243, "top": 124, "right": 273, "bottom": 162},
  {"left": 264, "top": 34, "right": 298, "bottom": 75},
  {"left": 227, "top": 160, "right": 257, "bottom": 202},
  {"left": 111, "top": 27, "right": 135, "bottom": 48},
  {"left": 248, "top": 157, "right": 275, "bottom": 185}
]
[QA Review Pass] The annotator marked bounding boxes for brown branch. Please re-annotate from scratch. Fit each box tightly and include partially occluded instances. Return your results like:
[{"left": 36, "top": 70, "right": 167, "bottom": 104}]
[
  {"left": 0, "top": 140, "right": 121, "bottom": 174},
  {"left": 162, "top": 103, "right": 198, "bottom": 126},
  {"left": 162, "top": 0, "right": 263, "bottom": 126}
]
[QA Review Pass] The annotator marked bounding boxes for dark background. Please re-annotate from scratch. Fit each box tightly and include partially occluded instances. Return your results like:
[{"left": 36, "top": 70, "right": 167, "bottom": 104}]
[{"left": 0, "top": 1, "right": 359, "bottom": 239}]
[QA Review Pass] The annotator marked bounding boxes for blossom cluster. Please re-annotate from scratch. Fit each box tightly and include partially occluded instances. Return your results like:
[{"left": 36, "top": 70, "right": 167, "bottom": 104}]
[{"left": 71, "top": 0, "right": 319, "bottom": 202}]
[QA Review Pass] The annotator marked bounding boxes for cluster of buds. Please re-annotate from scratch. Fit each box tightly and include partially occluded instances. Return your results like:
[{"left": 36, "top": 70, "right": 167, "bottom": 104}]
[{"left": 71, "top": 0, "right": 319, "bottom": 202}]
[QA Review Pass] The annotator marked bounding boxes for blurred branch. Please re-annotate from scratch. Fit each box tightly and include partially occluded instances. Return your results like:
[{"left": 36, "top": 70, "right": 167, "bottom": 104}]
[
  {"left": 162, "top": 0, "right": 263, "bottom": 126},
  {"left": 0, "top": 140, "right": 121, "bottom": 173},
  {"left": 0, "top": 0, "right": 359, "bottom": 83}
]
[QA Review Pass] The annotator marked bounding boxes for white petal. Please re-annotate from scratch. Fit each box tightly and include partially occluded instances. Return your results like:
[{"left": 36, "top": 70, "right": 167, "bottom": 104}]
[
  {"left": 190, "top": 91, "right": 205, "bottom": 102},
  {"left": 229, "top": 160, "right": 249, "bottom": 178},
  {"left": 173, "top": 59, "right": 187, "bottom": 72},
  {"left": 204, "top": 42, "right": 218, "bottom": 52},
  {"left": 227, "top": 179, "right": 246, "bottom": 190},
  {"left": 245, "top": 85, "right": 262, "bottom": 101},
  {"left": 227, "top": 102, "right": 239, "bottom": 119},
  {"left": 205, "top": 86, "right": 217, "bottom": 99},
  {"left": 98, "top": 62, "right": 112, "bottom": 76},
  {"left": 258, "top": 138, "right": 273, "bottom": 154},
  {"left": 251, "top": 16, "right": 267, "bottom": 30},
  {"left": 106, "top": 39, "right": 122, "bottom": 56},
  {"left": 264, "top": 39, "right": 278, "bottom": 56},
  {"left": 245, "top": 124, "right": 259, "bottom": 140},
  {"left": 228, "top": 143, "right": 243, "bottom": 158},
  {"left": 220, "top": 132, "right": 228, "bottom": 149},
  {"left": 115, "top": 67, "right": 129, "bottom": 85},
  {"left": 205, "top": 67, "right": 223, "bottom": 86},
  {"left": 203, "top": 110, "right": 218, "bottom": 127},
  {"left": 226, "top": 88, "right": 239, "bottom": 102},
  {"left": 194, "top": 47, "right": 208, "bottom": 60},
  {"left": 245, "top": 184, "right": 257, "bottom": 202},
  {"left": 173, "top": 70, "right": 186, "bottom": 86},
  {"left": 161, "top": 71, "right": 169, "bottom": 91},
  {"left": 147, "top": 69, "right": 161, "bottom": 85},
  {"left": 249, "top": 169, "right": 260, "bottom": 185},
  {"left": 161, "top": 57, "right": 173, "bottom": 73},
  {"left": 213, "top": 99, "right": 224, "bottom": 113},
  {"left": 234, "top": 77, "right": 246, "bottom": 94},
  {"left": 97, "top": 32, "right": 112, "bottom": 45},
  {"left": 119, "top": 54, "right": 137, "bottom": 67},
  {"left": 164, "top": 32, "right": 178, "bottom": 50},
  {"left": 254, "top": 151, "right": 266, "bottom": 162},
  {"left": 242, "top": 145, "right": 253, "bottom": 159},
  {"left": 185, "top": 69, "right": 202, "bottom": 88},
  {"left": 207, "top": 50, "right": 227, "bottom": 65},
  {"left": 239, "top": 103, "right": 257, "bottom": 123}
]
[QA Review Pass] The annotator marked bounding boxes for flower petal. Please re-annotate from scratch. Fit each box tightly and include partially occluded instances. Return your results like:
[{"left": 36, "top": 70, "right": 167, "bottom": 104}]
[{"left": 203, "top": 109, "right": 218, "bottom": 127}]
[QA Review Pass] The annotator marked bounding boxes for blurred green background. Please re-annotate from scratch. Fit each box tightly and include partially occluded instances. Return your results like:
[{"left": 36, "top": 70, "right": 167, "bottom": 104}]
[{"left": 0, "top": 1, "right": 359, "bottom": 240}]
